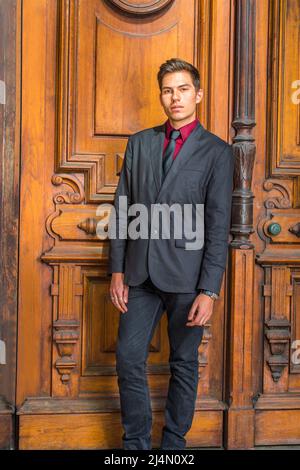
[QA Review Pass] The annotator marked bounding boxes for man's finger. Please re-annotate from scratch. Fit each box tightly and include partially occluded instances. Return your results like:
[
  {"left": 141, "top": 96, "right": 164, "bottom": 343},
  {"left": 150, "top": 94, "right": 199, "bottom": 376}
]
[
  {"left": 113, "top": 297, "right": 125, "bottom": 313},
  {"left": 118, "top": 295, "right": 128, "bottom": 313},
  {"left": 186, "top": 310, "right": 205, "bottom": 326},
  {"left": 123, "top": 285, "right": 129, "bottom": 303},
  {"left": 187, "top": 301, "right": 198, "bottom": 321},
  {"left": 111, "top": 290, "right": 127, "bottom": 313}
]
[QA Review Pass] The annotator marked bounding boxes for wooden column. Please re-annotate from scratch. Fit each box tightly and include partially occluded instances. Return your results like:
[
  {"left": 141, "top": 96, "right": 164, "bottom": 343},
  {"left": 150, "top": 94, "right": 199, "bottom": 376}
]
[{"left": 224, "top": 0, "right": 257, "bottom": 449}]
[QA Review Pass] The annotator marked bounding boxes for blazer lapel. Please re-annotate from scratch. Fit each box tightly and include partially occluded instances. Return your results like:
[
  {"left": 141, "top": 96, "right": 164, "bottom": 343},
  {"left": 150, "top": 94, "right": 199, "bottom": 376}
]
[
  {"left": 149, "top": 124, "right": 165, "bottom": 193},
  {"left": 149, "top": 120, "right": 206, "bottom": 199},
  {"left": 155, "top": 121, "right": 205, "bottom": 200}
]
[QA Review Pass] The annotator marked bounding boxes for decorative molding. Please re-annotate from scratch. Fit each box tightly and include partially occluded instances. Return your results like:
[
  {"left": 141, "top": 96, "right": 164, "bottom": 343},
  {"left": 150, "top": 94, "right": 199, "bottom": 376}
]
[
  {"left": 53, "top": 319, "right": 80, "bottom": 384},
  {"left": 254, "top": 392, "right": 300, "bottom": 409},
  {"left": 43, "top": 174, "right": 108, "bottom": 249},
  {"left": 293, "top": 176, "right": 300, "bottom": 207},
  {"left": 52, "top": 174, "right": 85, "bottom": 204},
  {"left": 263, "top": 180, "right": 292, "bottom": 209},
  {"left": 77, "top": 217, "right": 98, "bottom": 235},
  {"left": 288, "top": 222, "right": 300, "bottom": 238},
  {"left": 17, "top": 395, "right": 227, "bottom": 415},
  {"left": 106, "top": 0, "right": 174, "bottom": 16},
  {"left": 264, "top": 318, "right": 291, "bottom": 382},
  {"left": 262, "top": 266, "right": 292, "bottom": 383},
  {"left": 50, "top": 264, "right": 83, "bottom": 389}
]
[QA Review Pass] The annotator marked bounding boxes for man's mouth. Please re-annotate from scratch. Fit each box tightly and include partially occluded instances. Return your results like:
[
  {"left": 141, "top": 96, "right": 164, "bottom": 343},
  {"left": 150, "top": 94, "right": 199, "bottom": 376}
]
[{"left": 171, "top": 107, "right": 183, "bottom": 111}]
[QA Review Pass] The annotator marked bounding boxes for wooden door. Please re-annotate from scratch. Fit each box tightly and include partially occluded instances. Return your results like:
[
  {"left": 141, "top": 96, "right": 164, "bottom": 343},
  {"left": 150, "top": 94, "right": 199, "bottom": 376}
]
[
  {"left": 251, "top": 0, "right": 300, "bottom": 446},
  {"left": 16, "top": 0, "right": 233, "bottom": 449},
  {"left": 12, "top": 0, "right": 300, "bottom": 450},
  {"left": 225, "top": 0, "right": 300, "bottom": 448}
]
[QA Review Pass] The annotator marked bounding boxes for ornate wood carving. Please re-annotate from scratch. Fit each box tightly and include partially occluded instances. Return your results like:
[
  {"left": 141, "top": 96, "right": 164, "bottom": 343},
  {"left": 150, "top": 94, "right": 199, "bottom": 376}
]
[
  {"left": 53, "top": 319, "right": 80, "bottom": 384},
  {"left": 264, "top": 318, "right": 291, "bottom": 382},
  {"left": 263, "top": 180, "right": 292, "bottom": 209},
  {"left": 52, "top": 174, "right": 85, "bottom": 205},
  {"left": 262, "top": 266, "right": 292, "bottom": 383},
  {"left": 230, "top": 0, "right": 256, "bottom": 248},
  {"left": 290, "top": 270, "right": 300, "bottom": 375},
  {"left": 77, "top": 217, "right": 98, "bottom": 235},
  {"left": 256, "top": 176, "right": 300, "bottom": 258},
  {"left": 50, "top": 264, "right": 83, "bottom": 392},
  {"left": 289, "top": 222, "right": 300, "bottom": 238},
  {"left": 42, "top": 174, "right": 109, "bottom": 259},
  {"left": 106, "top": 0, "right": 174, "bottom": 16},
  {"left": 259, "top": 212, "right": 300, "bottom": 244}
]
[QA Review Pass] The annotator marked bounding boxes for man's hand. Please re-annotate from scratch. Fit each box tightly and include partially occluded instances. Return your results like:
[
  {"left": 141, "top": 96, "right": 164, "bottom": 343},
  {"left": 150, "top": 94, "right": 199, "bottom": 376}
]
[
  {"left": 186, "top": 293, "right": 215, "bottom": 327},
  {"left": 110, "top": 273, "right": 129, "bottom": 313}
]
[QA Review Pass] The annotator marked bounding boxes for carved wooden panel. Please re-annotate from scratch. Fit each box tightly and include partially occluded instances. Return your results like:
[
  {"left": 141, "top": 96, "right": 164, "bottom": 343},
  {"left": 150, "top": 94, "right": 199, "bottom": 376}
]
[
  {"left": 290, "top": 270, "right": 300, "bottom": 377},
  {"left": 80, "top": 269, "right": 169, "bottom": 379},
  {"left": 267, "top": 0, "right": 300, "bottom": 176},
  {"left": 57, "top": 0, "right": 198, "bottom": 202}
]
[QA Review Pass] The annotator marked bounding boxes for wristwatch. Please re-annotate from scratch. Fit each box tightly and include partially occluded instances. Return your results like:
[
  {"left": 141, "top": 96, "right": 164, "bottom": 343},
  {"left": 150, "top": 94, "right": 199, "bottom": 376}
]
[{"left": 199, "top": 289, "right": 219, "bottom": 300}]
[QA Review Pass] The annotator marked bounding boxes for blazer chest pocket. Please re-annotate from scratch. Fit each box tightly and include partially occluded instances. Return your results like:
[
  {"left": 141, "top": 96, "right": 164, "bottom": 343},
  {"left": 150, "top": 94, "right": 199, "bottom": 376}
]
[{"left": 180, "top": 168, "right": 207, "bottom": 190}]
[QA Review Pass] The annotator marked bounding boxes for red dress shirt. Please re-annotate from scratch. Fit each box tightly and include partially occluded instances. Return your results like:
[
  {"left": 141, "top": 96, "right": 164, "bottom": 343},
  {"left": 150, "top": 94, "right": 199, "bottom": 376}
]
[{"left": 163, "top": 118, "right": 199, "bottom": 160}]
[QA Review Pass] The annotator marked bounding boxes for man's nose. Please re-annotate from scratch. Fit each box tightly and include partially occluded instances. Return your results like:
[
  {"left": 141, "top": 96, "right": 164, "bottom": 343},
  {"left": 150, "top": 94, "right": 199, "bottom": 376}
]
[{"left": 172, "top": 90, "right": 180, "bottom": 101}]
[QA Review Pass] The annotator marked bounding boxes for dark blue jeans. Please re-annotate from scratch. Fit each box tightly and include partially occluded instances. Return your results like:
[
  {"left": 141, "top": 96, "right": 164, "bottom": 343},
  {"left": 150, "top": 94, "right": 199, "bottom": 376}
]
[{"left": 115, "top": 276, "right": 204, "bottom": 450}]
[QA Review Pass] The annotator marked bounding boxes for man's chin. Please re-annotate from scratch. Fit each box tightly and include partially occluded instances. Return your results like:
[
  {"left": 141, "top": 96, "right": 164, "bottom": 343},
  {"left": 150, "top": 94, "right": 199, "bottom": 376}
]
[{"left": 169, "top": 112, "right": 187, "bottom": 121}]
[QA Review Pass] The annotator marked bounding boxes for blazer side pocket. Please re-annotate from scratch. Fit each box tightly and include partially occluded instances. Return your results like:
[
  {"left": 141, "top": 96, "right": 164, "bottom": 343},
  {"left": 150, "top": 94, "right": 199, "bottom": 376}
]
[{"left": 175, "top": 237, "right": 204, "bottom": 250}]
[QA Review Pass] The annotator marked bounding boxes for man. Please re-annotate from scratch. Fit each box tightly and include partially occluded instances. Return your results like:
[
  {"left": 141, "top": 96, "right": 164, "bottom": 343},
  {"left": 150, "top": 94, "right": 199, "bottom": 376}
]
[{"left": 108, "top": 58, "right": 235, "bottom": 450}]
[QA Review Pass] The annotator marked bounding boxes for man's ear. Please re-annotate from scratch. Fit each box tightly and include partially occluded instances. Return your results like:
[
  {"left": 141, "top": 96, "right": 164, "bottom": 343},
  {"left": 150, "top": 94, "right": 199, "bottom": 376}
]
[{"left": 196, "top": 88, "right": 203, "bottom": 104}]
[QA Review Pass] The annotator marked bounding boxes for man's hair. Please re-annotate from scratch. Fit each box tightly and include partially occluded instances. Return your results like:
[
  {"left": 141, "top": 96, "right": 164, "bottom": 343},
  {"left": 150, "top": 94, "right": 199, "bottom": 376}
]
[{"left": 157, "top": 58, "right": 200, "bottom": 92}]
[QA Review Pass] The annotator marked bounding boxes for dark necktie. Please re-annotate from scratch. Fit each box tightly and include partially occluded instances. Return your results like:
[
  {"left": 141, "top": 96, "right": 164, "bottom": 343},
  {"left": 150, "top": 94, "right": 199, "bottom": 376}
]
[{"left": 162, "top": 129, "right": 181, "bottom": 179}]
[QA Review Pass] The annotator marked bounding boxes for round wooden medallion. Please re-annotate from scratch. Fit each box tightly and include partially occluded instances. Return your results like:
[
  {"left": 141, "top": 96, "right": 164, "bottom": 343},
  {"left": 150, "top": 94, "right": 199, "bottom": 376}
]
[{"left": 107, "top": 0, "right": 174, "bottom": 16}]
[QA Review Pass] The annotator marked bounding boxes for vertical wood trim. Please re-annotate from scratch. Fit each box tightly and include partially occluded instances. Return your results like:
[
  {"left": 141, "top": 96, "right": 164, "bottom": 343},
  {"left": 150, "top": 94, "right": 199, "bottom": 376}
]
[
  {"left": 0, "top": 0, "right": 21, "bottom": 450},
  {"left": 225, "top": 0, "right": 257, "bottom": 449},
  {"left": 17, "top": 0, "right": 57, "bottom": 407}
]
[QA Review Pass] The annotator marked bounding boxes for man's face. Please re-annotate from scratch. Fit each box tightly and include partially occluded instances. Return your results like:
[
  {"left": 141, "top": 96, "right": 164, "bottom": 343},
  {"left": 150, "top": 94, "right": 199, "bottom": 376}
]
[{"left": 159, "top": 70, "right": 203, "bottom": 125}]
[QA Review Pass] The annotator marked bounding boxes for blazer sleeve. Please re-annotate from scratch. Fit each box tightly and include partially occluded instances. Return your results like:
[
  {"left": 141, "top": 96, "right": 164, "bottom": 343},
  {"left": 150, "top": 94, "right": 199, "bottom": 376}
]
[
  {"left": 196, "top": 144, "right": 235, "bottom": 295},
  {"left": 107, "top": 137, "right": 133, "bottom": 274}
]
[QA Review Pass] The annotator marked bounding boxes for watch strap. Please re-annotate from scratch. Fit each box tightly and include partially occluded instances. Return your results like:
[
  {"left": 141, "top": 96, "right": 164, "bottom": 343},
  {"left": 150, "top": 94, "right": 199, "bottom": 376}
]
[{"left": 199, "top": 289, "right": 219, "bottom": 300}]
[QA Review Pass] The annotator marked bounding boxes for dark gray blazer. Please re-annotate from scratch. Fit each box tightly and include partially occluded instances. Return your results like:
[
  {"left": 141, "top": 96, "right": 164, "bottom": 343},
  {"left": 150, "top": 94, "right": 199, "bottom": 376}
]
[{"left": 108, "top": 120, "right": 235, "bottom": 295}]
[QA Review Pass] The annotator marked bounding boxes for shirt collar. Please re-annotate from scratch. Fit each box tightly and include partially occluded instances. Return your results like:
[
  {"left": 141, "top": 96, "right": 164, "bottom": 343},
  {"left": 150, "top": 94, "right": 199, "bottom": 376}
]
[{"left": 164, "top": 118, "right": 199, "bottom": 142}]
